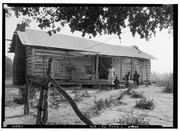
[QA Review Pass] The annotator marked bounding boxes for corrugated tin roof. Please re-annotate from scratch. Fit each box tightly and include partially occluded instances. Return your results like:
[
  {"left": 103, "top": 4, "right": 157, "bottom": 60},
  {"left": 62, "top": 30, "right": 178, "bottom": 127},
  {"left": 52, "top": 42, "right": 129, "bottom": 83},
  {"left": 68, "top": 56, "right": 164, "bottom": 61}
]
[{"left": 13, "top": 29, "right": 155, "bottom": 59}]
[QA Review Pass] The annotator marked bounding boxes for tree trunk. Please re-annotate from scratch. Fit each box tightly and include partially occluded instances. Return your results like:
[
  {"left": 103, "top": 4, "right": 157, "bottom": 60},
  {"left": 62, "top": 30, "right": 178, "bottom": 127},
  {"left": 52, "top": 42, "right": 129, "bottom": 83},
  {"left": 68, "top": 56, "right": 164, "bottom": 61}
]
[{"left": 50, "top": 78, "right": 94, "bottom": 125}]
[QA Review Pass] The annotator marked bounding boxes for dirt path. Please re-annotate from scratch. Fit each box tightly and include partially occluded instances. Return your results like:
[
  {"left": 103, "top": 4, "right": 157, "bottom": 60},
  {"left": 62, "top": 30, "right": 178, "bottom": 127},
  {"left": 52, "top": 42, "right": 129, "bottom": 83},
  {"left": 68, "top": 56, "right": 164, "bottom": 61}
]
[{"left": 4, "top": 85, "right": 173, "bottom": 127}]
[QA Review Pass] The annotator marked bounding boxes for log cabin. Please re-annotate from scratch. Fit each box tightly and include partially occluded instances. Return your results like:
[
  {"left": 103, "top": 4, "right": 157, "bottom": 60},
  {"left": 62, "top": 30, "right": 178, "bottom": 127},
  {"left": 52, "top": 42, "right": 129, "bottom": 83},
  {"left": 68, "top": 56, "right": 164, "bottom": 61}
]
[{"left": 9, "top": 24, "right": 155, "bottom": 86}]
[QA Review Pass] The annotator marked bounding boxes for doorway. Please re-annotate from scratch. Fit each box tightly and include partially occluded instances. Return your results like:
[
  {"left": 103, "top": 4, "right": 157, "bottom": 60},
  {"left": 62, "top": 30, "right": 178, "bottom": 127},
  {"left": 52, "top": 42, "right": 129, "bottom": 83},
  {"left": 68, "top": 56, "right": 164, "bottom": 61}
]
[{"left": 98, "top": 57, "right": 112, "bottom": 79}]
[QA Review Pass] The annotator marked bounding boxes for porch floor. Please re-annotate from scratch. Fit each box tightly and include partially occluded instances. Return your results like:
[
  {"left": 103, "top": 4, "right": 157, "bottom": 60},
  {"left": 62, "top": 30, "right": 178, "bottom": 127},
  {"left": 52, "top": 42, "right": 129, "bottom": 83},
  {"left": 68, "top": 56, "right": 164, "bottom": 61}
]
[{"left": 55, "top": 79, "right": 127, "bottom": 87}]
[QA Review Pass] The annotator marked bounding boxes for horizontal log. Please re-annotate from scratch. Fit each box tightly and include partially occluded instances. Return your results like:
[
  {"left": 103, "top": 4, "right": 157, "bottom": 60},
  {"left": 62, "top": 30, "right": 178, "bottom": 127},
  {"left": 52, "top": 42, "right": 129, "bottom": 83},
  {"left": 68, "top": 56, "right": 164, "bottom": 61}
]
[
  {"left": 34, "top": 48, "right": 66, "bottom": 54},
  {"left": 34, "top": 53, "right": 65, "bottom": 58}
]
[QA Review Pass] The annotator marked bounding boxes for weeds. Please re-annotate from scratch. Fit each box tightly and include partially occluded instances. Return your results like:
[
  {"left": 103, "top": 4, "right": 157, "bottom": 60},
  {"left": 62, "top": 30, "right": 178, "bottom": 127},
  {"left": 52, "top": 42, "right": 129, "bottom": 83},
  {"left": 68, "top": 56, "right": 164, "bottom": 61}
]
[
  {"left": 117, "top": 92, "right": 125, "bottom": 100},
  {"left": 82, "top": 90, "right": 91, "bottom": 98},
  {"left": 99, "top": 85, "right": 111, "bottom": 91},
  {"left": 118, "top": 112, "right": 149, "bottom": 125},
  {"left": 130, "top": 91, "right": 144, "bottom": 98},
  {"left": 73, "top": 92, "right": 83, "bottom": 102},
  {"left": 135, "top": 97, "right": 154, "bottom": 110},
  {"left": 72, "top": 85, "right": 82, "bottom": 93},
  {"left": 73, "top": 88, "right": 91, "bottom": 102},
  {"left": 49, "top": 89, "right": 67, "bottom": 108}
]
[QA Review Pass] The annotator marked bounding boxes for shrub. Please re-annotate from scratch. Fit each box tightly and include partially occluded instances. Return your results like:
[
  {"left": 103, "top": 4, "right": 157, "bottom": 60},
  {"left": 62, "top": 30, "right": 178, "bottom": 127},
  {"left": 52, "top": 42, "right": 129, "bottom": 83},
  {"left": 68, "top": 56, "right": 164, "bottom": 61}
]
[
  {"left": 13, "top": 96, "right": 24, "bottom": 104},
  {"left": 130, "top": 91, "right": 144, "bottom": 98},
  {"left": 13, "top": 85, "right": 36, "bottom": 105},
  {"left": 151, "top": 72, "right": 173, "bottom": 93},
  {"left": 118, "top": 113, "right": 149, "bottom": 125},
  {"left": 94, "top": 99, "right": 105, "bottom": 110},
  {"left": 163, "top": 81, "right": 173, "bottom": 93},
  {"left": 135, "top": 97, "right": 154, "bottom": 110}
]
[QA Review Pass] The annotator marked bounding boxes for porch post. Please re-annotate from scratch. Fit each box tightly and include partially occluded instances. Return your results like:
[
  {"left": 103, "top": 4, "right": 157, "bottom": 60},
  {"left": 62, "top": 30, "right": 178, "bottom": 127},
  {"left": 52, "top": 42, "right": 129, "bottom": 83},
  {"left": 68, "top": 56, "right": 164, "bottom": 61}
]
[
  {"left": 120, "top": 58, "right": 122, "bottom": 80},
  {"left": 95, "top": 55, "right": 99, "bottom": 81},
  {"left": 141, "top": 61, "right": 144, "bottom": 82},
  {"left": 92, "top": 56, "right": 95, "bottom": 80},
  {"left": 146, "top": 60, "right": 148, "bottom": 82},
  {"left": 131, "top": 58, "right": 133, "bottom": 77}
]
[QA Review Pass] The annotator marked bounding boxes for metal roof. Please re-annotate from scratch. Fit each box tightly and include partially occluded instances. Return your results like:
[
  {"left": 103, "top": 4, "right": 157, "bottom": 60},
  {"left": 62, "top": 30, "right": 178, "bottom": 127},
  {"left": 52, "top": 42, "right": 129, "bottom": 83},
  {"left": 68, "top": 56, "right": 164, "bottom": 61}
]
[{"left": 11, "top": 29, "right": 155, "bottom": 59}]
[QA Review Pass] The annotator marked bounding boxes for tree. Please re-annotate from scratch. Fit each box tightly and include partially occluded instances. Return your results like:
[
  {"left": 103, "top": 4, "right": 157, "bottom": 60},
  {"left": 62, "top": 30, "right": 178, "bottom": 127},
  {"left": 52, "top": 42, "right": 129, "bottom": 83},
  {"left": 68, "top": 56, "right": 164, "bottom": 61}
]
[
  {"left": 5, "top": 5, "right": 173, "bottom": 40},
  {"left": 5, "top": 56, "right": 12, "bottom": 79}
]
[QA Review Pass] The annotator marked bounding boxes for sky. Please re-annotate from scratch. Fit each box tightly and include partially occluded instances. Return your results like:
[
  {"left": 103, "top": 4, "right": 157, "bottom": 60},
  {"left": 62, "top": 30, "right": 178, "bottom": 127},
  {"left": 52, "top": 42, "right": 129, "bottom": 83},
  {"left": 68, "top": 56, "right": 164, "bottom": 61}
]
[{"left": 5, "top": 6, "right": 174, "bottom": 74}]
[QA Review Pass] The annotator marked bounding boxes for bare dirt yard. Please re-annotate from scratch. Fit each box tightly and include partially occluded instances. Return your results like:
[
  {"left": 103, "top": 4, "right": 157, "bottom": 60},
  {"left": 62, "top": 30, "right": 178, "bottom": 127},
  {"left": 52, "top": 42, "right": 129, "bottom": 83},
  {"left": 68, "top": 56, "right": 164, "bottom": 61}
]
[{"left": 3, "top": 81, "right": 173, "bottom": 127}]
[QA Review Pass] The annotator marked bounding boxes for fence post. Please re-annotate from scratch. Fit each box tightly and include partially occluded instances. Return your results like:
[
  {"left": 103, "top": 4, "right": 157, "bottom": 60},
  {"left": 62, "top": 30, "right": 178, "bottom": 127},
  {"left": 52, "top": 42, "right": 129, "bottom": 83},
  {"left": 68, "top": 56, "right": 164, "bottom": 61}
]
[
  {"left": 24, "top": 77, "right": 30, "bottom": 115},
  {"left": 36, "top": 56, "right": 46, "bottom": 125},
  {"left": 42, "top": 58, "right": 52, "bottom": 124}
]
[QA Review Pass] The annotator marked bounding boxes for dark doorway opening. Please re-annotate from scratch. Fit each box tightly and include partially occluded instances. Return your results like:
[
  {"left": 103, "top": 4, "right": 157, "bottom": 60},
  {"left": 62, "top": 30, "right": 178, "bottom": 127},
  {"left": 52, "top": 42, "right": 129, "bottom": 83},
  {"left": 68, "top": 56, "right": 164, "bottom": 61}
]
[{"left": 99, "top": 57, "right": 112, "bottom": 79}]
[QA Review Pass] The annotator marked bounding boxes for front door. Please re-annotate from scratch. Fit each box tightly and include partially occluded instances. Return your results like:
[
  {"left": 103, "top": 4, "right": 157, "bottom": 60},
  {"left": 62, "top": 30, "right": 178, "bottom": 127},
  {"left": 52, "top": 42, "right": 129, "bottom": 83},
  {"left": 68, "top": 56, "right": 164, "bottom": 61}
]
[{"left": 52, "top": 60, "right": 63, "bottom": 79}]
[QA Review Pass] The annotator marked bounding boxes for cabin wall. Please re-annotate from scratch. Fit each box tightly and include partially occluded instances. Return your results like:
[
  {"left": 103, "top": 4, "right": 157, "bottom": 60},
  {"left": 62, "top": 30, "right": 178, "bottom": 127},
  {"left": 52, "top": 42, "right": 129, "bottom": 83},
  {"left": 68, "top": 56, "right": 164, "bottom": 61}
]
[
  {"left": 112, "top": 57, "right": 151, "bottom": 83},
  {"left": 112, "top": 57, "right": 132, "bottom": 80},
  {"left": 24, "top": 46, "right": 151, "bottom": 83},
  {"left": 142, "top": 59, "right": 151, "bottom": 82},
  {"left": 25, "top": 46, "right": 33, "bottom": 76},
  {"left": 28, "top": 47, "right": 93, "bottom": 80}
]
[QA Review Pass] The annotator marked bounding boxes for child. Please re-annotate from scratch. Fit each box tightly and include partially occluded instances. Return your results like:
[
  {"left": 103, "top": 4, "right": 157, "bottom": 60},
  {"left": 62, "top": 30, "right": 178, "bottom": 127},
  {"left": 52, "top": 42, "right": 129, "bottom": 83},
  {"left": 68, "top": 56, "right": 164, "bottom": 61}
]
[{"left": 114, "top": 76, "right": 120, "bottom": 90}]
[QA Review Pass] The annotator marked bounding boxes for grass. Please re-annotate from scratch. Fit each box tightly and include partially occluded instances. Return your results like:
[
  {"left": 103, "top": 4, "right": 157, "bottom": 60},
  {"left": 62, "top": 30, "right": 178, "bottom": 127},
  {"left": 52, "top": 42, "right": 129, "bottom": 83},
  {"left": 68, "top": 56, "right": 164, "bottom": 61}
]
[
  {"left": 135, "top": 97, "right": 154, "bottom": 110},
  {"left": 118, "top": 112, "right": 149, "bottom": 125}
]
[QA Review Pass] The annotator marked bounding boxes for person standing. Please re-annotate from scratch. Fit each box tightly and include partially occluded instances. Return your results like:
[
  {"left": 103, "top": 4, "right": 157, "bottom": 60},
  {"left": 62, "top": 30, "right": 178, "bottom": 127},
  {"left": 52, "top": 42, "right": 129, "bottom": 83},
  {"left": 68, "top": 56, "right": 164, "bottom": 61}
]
[
  {"left": 108, "top": 64, "right": 115, "bottom": 89},
  {"left": 126, "top": 72, "right": 132, "bottom": 82},
  {"left": 133, "top": 70, "right": 140, "bottom": 87},
  {"left": 114, "top": 76, "right": 120, "bottom": 90},
  {"left": 125, "top": 72, "right": 132, "bottom": 88}
]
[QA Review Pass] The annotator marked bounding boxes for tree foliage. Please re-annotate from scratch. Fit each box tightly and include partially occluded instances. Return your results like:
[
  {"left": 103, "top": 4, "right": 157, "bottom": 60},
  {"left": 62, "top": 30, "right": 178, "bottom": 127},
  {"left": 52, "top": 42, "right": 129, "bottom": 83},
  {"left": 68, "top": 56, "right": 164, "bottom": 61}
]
[{"left": 5, "top": 5, "right": 173, "bottom": 40}]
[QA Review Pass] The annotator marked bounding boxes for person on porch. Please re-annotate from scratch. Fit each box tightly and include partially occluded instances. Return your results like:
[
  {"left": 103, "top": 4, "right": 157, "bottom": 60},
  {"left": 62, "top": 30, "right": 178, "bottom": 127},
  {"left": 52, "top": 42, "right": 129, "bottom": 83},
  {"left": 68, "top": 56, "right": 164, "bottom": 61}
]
[
  {"left": 108, "top": 64, "right": 115, "bottom": 90},
  {"left": 133, "top": 70, "right": 140, "bottom": 87}
]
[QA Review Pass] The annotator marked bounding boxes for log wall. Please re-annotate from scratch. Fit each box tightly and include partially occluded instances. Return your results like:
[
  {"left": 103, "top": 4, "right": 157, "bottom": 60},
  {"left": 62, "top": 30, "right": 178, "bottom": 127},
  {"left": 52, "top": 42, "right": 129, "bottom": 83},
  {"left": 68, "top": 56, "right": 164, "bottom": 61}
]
[{"left": 27, "top": 47, "right": 93, "bottom": 80}]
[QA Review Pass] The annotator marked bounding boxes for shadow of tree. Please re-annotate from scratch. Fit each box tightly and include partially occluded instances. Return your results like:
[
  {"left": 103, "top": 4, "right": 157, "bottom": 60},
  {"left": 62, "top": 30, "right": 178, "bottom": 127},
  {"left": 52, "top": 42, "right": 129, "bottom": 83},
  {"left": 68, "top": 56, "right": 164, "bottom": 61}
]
[{"left": 5, "top": 114, "right": 25, "bottom": 119}]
